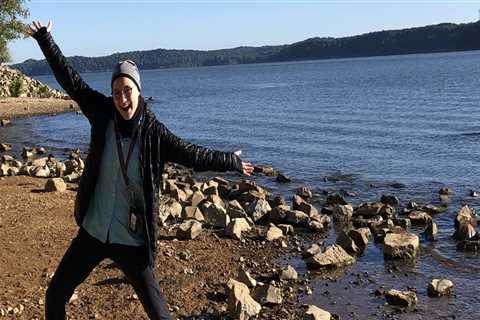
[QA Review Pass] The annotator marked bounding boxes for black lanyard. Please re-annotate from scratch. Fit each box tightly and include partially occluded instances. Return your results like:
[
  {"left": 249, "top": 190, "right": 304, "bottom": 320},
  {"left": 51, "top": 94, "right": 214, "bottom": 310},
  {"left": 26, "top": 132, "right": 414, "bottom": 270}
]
[{"left": 113, "top": 111, "right": 143, "bottom": 187}]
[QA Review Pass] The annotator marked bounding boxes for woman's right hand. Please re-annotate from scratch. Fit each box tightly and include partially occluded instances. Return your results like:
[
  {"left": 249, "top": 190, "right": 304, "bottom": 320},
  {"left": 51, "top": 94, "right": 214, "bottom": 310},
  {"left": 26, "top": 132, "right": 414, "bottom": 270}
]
[{"left": 27, "top": 20, "right": 53, "bottom": 37}]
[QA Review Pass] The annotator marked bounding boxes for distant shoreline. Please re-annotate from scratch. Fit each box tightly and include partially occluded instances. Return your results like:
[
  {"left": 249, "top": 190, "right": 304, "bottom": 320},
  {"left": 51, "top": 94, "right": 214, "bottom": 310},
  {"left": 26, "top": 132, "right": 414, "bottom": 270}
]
[{"left": 0, "top": 97, "right": 78, "bottom": 119}]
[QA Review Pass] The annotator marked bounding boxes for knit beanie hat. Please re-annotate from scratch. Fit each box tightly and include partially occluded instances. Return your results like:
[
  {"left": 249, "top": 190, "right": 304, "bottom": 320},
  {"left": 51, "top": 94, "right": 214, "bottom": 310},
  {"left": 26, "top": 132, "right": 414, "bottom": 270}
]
[{"left": 111, "top": 60, "right": 141, "bottom": 91}]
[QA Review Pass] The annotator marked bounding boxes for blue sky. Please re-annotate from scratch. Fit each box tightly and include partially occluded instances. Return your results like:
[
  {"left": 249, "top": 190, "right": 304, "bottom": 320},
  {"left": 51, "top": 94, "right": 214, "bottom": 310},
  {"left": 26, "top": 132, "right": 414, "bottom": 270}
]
[{"left": 8, "top": 0, "right": 480, "bottom": 64}]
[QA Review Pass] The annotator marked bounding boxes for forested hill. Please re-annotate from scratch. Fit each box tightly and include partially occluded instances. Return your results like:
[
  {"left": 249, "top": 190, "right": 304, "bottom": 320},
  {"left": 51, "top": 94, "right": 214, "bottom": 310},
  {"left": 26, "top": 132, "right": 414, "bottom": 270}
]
[{"left": 14, "top": 21, "right": 480, "bottom": 76}]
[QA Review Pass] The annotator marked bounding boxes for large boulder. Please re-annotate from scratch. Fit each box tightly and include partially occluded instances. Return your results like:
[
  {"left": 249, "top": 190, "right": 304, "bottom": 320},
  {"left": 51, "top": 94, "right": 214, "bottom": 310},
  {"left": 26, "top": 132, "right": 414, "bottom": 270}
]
[
  {"left": 305, "top": 244, "right": 355, "bottom": 269},
  {"left": 226, "top": 279, "right": 262, "bottom": 320},
  {"left": 383, "top": 233, "right": 419, "bottom": 259},
  {"left": 427, "top": 279, "right": 454, "bottom": 297}
]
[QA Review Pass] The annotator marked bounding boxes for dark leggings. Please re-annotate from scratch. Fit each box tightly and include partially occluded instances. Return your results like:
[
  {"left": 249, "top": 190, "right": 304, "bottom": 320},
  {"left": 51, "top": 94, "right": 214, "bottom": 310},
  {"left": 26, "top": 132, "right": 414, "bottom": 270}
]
[{"left": 45, "top": 228, "right": 171, "bottom": 320}]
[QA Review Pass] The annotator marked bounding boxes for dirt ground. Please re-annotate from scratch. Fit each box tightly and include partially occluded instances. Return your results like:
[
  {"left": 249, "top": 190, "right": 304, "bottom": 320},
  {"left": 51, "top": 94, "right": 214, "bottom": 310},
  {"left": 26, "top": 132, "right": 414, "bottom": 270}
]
[
  {"left": 0, "top": 98, "right": 79, "bottom": 119},
  {"left": 0, "top": 176, "right": 304, "bottom": 320}
]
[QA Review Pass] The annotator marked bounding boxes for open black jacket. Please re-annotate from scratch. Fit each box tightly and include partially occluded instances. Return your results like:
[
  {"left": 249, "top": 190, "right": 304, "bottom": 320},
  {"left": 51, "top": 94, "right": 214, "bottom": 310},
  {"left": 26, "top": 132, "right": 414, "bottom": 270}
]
[{"left": 33, "top": 28, "right": 243, "bottom": 266}]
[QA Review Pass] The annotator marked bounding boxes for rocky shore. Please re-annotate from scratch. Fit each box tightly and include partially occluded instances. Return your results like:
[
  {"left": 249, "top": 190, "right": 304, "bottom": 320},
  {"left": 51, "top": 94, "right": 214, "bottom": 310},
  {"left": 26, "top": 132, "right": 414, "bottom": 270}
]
[
  {"left": 0, "top": 65, "right": 79, "bottom": 120},
  {"left": 1, "top": 141, "right": 478, "bottom": 319}
]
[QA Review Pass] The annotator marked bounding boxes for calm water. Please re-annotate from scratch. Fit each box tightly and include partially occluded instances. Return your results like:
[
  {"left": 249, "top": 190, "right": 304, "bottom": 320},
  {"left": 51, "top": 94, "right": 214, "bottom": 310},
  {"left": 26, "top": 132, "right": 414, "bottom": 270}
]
[{"left": 2, "top": 51, "right": 480, "bottom": 318}]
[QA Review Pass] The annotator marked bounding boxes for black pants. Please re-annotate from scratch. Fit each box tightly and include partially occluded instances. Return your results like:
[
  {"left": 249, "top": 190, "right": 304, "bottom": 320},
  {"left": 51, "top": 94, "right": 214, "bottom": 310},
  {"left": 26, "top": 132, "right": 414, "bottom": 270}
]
[{"left": 45, "top": 228, "right": 171, "bottom": 320}]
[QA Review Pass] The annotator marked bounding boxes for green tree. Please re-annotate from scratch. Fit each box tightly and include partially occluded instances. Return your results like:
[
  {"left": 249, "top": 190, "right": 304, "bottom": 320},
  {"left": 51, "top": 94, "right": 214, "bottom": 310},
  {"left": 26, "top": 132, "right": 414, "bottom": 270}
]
[{"left": 0, "top": 0, "right": 29, "bottom": 64}]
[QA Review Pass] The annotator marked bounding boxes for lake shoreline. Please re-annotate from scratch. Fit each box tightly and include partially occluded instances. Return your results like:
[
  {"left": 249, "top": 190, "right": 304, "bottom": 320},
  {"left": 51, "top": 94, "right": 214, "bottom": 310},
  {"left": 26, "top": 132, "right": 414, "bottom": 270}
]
[{"left": 0, "top": 97, "right": 79, "bottom": 119}]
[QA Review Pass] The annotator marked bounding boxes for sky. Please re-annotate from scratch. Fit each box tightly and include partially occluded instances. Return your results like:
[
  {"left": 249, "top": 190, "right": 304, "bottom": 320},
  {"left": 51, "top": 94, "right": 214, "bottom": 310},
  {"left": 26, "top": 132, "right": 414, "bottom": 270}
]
[{"left": 7, "top": 0, "right": 480, "bottom": 64}]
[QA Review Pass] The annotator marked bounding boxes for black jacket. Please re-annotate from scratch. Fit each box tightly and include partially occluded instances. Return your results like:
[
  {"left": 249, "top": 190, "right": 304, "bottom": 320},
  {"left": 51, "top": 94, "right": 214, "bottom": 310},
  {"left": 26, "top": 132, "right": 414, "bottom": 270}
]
[{"left": 33, "top": 28, "right": 243, "bottom": 266}]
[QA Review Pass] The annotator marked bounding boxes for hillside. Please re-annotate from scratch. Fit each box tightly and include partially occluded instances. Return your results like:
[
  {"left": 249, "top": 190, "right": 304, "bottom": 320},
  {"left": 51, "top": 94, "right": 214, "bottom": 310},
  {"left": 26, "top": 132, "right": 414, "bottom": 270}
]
[{"left": 13, "top": 21, "right": 480, "bottom": 76}]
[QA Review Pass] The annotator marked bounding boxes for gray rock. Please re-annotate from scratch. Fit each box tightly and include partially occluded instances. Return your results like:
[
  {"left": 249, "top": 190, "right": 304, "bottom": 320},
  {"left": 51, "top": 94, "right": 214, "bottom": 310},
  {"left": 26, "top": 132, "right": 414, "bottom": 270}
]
[
  {"left": 385, "top": 289, "right": 417, "bottom": 308},
  {"left": 204, "top": 203, "right": 230, "bottom": 228},
  {"left": 383, "top": 233, "right": 419, "bottom": 259},
  {"left": 279, "top": 265, "right": 298, "bottom": 281},
  {"left": 266, "top": 224, "right": 283, "bottom": 241},
  {"left": 336, "top": 231, "right": 360, "bottom": 255},
  {"left": 333, "top": 204, "right": 353, "bottom": 221},
  {"left": 176, "top": 220, "right": 203, "bottom": 240},
  {"left": 408, "top": 211, "right": 432, "bottom": 226},
  {"left": 225, "top": 218, "right": 252, "bottom": 240},
  {"left": 305, "top": 244, "right": 355, "bottom": 269},
  {"left": 44, "top": 178, "right": 67, "bottom": 192},
  {"left": 427, "top": 279, "right": 453, "bottom": 297},
  {"left": 226, "top": 279, "right": 262, "bottom": 320},
  {"left": 304, "top": 305, "right": 332, "bottom": 320},
  {"left": 246, "top": 199, "right": 272, "bottom": 222},
  {"left": 253, "top": 284, "right": 282, "bottom": 305},
  {"left": 423, "top": 221, "right": 438, "bottom": 241},
  {"left": 237, "top": 268, "right": 257, "bottom": 288}
]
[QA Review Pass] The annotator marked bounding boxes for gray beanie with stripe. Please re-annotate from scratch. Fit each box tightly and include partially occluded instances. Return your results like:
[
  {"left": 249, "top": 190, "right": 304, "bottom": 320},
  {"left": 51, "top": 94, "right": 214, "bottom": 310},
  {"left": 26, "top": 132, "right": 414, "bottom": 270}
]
[{"left": 111, "top": 60, "right": 141, "bottom": 91}]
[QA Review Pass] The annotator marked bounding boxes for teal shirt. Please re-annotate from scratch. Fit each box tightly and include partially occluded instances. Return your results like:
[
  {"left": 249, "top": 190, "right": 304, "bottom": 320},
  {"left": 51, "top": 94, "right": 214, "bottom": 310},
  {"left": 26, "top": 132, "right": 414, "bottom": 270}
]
[{"left": 82, "top": 120, "right": 146, "bottom": 246}]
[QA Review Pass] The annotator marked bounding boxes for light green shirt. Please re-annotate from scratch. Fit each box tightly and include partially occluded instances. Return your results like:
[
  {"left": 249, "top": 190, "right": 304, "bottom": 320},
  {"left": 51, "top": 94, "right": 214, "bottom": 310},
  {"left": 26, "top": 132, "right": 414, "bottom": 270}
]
[{"left": 82, "top": 120, "right": 145, "bottom": 246}]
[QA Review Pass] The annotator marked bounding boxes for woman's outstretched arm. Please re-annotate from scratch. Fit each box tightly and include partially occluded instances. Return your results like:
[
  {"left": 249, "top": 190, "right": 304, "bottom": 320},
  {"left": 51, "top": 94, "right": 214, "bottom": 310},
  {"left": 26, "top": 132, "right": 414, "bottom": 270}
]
[{"left": 28, "top": 20, "right": 110, "bottom": 122}]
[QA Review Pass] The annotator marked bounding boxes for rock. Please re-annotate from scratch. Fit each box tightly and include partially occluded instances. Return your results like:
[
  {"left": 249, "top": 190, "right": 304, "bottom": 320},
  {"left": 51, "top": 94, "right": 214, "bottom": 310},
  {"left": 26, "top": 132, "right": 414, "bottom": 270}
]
[
  {"left": 296, "top": 186, "right": 313, "bottom": 199},
  {"left": 278, "top": 224, "right": 294, "bottom": 235},
  {"left": 7, "top": 167, "right": 19, "bottom": 176},
  {"left": 294, "top": 199, "right": 318, "bottom": 218},
  {"left": 158, "top": 198, "right": 182, "bottom": 224},
  {"left": 206, "top": 194, "right": 225, "bottom": 208},
  {"left": 0, "top": 163, "right": 8, "bottom": 176},
  {"left": 276, "top": 172, "right": 291, "bottom": 183},
  {"left": 279, "top": 265, "right": 298, "bottom": 281},
  {"left": 336, "top": 231, "right": 360, "bottom": 255},
  {"left": 33, "top": 165, "right": 50, "bottom": 178},
  {"left": 227, "top": 200, "right": 247, "bottom": 219},
  {"left": 352, "top": 215, "right": 383, "bottom": 229},
  {"left": 170, "top": 187, "right": 187, "bottom": 202},
  {"left": 470, "top": 190, "right": 479, "bottom": 197},
  {"left": 423, "top": 221, "right": 438, "bottom": 241},
  {"left": 0, "top": 143, "right": 12, "bottom": 151},
  {"left": 225, "top": 218, "right": 252, "bottom": 240},
  {"left": 393, "top": 218, "right": 411, "bottom": 229},
  {"left": 347, "top": 227, "right": 370, "bottom": 250},
  {"left": 0, "top": 119, "right": 11, "bottom": 126},
  {"left": 266, "top": 224, "right": 283, "bottom": 241},
  {"left": 286, "top": 210, "right": 310, "bottom": 227},
  {"left": 253, "top": 284, "right": 283, "bottom": 305},
  {"left": 204, "top": 203, "right": 230, "bottom": 228},
  {"left": 457, "top": 239, "right": 480, "bottom": 252},
  {"left": 226, "top": 279, "right": 262, "bottom": 320},
  {"left": 304, "top": 305, "right": 332, "bottom": 320},
  {"left": 237, "top": 268, "right": 257, "bottom": 288},
  {"left": 439, "top": 187, "right": 453, "bottom": 195},
  {"left": 269, "top": 195, "right": 287, "bottom": 208},
  {"left": 246, "top": 199, "right": 271, "bottom": 222},
  {"left": 45, "top": 178, "right": 67, "bottom": 192},
  {"left": 305, "top": 244, "right": 355, "bottom": 269},
  {"left": 63, "top": 172, "right": 80, "bottom": 183},
  {"left": 455, "top": 205, "right": 476, "bottom": 229},
  {"left": 381, "top": 194, "right": 400, "bottom": 206},
  {"left": 308, "top": 220, "right": 328, "bottom": 232},
  {"left": 453, "top": 222, "right": 476, "bottom": 241},
  {"left": 383, "top": 233, "right": 419, "bottom": 259},
  {"left": 385, "top": 289, "right": 417, "bottom": 308},
  {"left": 333, "top": 204, "right": 353, "bottom": 221},
  {"left": 427, "top": 279, "right": 454, "bottom": 297},
  {"left": 269, "top": 205, "right": 290, "bottom": 224},
  {"left": 182, "top": 206, "right": 205, "bottom": 221},
  {"left": 176, "top": 219, "right": 203, "bottom": 240},
  {"left": 408, "top": 211, "right": 432, "bottom": 226},
  {"left": 355, "top": 202, "right": 384, "bottom": 217},
  {"left": 254, "top": 164, "right": 277, "bottom": 176},
  {"left": 303, "top": 243, "right": 322, "bottom": 258},
  {"left": 326, "top": 192, "right": 347, "bottom": 205}
]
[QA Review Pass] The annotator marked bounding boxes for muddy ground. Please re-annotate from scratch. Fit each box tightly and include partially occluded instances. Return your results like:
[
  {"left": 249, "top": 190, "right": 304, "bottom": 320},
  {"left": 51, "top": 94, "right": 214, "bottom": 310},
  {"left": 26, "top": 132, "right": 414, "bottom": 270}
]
[{"left": 0, "top": 98, "right": 78, "bottom": 119}]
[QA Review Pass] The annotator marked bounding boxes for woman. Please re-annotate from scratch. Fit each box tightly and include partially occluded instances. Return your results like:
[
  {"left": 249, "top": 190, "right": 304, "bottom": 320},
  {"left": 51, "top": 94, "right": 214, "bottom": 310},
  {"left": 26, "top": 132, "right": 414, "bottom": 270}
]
[{"left": 28, "top": 20, "right": 253, "bottom": 320}]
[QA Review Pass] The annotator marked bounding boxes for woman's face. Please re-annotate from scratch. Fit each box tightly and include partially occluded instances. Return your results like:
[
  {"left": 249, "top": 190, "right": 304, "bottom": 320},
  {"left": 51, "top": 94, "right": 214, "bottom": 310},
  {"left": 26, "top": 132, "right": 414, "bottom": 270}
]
[{"left": 112, "top": 77, "right": 140, "bottom": 120}]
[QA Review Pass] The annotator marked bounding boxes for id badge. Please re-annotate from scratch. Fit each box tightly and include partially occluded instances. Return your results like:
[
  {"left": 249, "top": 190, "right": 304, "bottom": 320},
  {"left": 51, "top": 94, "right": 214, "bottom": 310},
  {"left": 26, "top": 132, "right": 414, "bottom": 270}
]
[{"left": 128, "top": 207, "right": 137, "bottom": 233}]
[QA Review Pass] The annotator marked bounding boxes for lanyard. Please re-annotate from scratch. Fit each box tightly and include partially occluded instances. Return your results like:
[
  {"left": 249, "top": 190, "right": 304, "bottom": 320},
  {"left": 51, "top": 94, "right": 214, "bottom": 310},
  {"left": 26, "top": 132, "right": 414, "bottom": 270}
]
[{"left": 113, "top": 111, "right": 143, "bottom": 188}]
